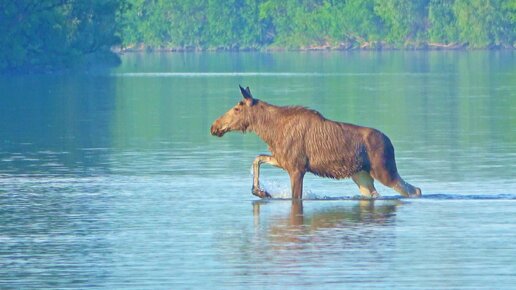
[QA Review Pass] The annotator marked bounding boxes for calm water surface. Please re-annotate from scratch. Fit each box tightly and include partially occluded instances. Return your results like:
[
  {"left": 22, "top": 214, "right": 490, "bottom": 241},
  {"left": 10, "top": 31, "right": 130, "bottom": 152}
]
[{"left": 1, "top": 51, "right": 515, "bottom": 289}]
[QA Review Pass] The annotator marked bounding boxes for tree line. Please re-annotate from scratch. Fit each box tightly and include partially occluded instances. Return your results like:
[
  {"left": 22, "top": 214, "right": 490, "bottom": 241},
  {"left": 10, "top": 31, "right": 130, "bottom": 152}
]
[
  {"left": 119, "top": 0, "right": 516, "bottom": 50},
  {"left": 1, "top": 0, "right": 515, "bottom": 71}
]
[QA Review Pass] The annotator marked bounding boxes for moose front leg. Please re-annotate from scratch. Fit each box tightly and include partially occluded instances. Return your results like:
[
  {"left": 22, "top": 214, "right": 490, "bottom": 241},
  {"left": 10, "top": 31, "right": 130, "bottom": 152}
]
[
  {"left": 289, "top": 170, "right": 305, "bottom": 199},
  {"left": 252, "top": 155, "right": 279, "bottom": 198}
]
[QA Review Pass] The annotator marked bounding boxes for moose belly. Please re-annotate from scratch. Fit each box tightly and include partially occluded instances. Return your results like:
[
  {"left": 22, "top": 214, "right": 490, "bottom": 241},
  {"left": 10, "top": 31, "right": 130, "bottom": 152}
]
[{"left": 307, "top": 156, "right": 365, "bottom": 179}]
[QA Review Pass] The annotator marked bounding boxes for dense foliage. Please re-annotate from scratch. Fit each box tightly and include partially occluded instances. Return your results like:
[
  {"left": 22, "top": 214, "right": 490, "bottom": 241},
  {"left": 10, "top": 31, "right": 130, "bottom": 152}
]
[
  {"left": 119, "top": 0, "right": 516, "bottom": 50},
  {"left": 0, "top": 0, "right": 124, "bottom": 72},
  {"left": 1, "top": 0, "right": 515, "bottom": 71}
]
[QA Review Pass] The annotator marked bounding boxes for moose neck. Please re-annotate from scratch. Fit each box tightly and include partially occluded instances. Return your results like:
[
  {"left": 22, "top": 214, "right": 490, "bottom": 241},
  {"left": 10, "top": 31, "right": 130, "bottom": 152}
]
[{"left": 248, "top": 102, "right": 283, "bottom": 147}]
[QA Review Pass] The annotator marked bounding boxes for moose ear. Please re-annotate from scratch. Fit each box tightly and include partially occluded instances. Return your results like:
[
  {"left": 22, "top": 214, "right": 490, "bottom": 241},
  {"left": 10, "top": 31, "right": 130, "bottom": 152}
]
[
  {"left": 239, "top": 85, "right": 254, "bottom": 100},
  {"left": 239, "top": 85, "right": 256, "bottom": 106}
]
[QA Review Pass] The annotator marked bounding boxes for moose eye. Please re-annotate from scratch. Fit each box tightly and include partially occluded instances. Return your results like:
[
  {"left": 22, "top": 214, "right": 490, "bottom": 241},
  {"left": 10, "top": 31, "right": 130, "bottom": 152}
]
[{"left": 234, "top": 107, "right": 240, "bottom": 112}]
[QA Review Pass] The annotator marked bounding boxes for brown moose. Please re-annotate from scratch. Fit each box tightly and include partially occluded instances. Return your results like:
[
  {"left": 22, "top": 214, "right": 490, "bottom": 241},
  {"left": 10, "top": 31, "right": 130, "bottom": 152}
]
[{"left": 210, "top": 86, "right": 421, "bottom": 199}]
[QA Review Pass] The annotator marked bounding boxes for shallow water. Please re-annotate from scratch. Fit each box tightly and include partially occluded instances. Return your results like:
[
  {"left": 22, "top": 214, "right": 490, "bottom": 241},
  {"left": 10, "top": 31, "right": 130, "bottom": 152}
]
[{"left": 1, "top": 51, "right": 515, "bottom": 289}]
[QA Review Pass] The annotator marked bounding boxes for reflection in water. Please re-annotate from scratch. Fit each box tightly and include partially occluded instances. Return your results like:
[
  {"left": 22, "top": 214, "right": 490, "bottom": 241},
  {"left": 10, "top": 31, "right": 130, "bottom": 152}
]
[
  {"left": 0, "top": 73, "right": 115, "bottom": 175},
  {"left": 218, "top": 200, "right": 403, "bottom": 287},
  {"left": 253, "top": 199, "right": 400, "bottom": 224},
  {"left": 253, "top": 200, "right": 400, "bottom": 245}
]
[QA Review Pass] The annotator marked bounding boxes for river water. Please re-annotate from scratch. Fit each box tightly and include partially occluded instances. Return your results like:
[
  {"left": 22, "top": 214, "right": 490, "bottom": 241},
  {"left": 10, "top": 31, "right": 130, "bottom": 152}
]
[{"left": 0, "top": 51, "right": 515, "bottom": 289}]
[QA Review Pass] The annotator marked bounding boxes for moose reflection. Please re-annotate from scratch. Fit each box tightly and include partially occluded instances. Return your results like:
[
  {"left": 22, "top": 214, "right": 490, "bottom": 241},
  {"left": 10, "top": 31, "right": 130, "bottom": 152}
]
[{"left": 252, "top": 200, "right": 400, "bottom": 247}]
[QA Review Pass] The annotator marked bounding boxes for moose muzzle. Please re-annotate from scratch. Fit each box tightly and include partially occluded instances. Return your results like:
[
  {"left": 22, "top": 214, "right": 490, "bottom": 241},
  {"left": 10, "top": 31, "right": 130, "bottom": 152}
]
[{"left": 210, "top": 122, "right": 227, "bottom": 137}]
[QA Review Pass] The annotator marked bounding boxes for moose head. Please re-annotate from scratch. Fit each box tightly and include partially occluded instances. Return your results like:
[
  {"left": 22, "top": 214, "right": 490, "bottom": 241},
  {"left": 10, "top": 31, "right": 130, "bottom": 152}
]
[{"left": 210, "top": 85, "right": 258, "bottom": 137}]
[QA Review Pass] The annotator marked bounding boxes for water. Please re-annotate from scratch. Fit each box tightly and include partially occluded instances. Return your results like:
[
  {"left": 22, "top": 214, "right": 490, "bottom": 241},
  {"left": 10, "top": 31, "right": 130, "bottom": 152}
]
[{"left": 1, "top": 51, "right": 515, "bottom": 289}]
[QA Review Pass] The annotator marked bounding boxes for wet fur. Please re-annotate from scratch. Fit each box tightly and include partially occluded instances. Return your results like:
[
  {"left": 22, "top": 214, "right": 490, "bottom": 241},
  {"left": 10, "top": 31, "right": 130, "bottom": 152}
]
[
  {"left": 211, "top": 86, "right": 421, "bottom": 198},
  {"left": 248, "top": 101, "right": 398, "bottom": 184}
]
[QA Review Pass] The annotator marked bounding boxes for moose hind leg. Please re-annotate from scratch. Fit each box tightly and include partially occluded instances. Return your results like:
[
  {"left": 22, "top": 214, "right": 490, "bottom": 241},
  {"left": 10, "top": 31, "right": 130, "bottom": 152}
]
[
  {"left": 252, "top": 155, "right": 279, "bottom": 198},
  {"left": 352, "top": 171, "right": 379, "bottom": 199},
  {"left": 391, "top": 177, "right": 422, "bottom": 198}
]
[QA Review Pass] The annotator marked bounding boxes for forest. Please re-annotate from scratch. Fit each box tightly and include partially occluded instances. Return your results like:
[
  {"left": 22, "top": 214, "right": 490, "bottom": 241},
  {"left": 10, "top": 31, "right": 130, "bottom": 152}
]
[
  {"left": 0, "top": 1, "right": 123, "bottom": 72},
  {"left": 1, "top": 0, "right": 515, "bottom": 71}
]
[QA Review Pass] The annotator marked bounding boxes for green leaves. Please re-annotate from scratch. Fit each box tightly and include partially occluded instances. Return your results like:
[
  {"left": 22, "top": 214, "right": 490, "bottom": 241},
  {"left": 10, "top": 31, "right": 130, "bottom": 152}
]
[
  {"left": 454, "top": 0, "right": 514, "bottom": 47},
  {"left": 0, "top": 0, "right": 124, "bottom": 72},
  {"left": 118, "top": 0, "right": 515, "bottom": 50},
  {"left": 118, "top": 0, "right": 264, "bottom": 49}
]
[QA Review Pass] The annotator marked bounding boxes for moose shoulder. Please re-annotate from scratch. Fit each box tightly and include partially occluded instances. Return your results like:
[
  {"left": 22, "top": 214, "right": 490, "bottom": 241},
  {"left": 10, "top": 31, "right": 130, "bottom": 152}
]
[{"left": 211, "top": 86, "right": 421, "bottom": 199}]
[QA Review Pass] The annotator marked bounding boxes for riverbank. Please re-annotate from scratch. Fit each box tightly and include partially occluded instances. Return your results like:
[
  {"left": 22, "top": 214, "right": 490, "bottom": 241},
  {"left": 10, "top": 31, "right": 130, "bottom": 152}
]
[{"left": 116, "top": 41, "right": 514, "bottom": 53}]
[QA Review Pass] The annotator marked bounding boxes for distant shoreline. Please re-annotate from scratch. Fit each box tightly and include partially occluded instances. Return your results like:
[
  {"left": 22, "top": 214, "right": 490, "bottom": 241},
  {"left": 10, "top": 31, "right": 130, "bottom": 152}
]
[{"left": 115, "top": 42, "right": 515, "bottom": 53}]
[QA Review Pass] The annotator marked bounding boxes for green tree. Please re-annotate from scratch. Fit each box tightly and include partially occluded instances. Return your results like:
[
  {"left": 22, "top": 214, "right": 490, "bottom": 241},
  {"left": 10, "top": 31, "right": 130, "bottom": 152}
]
[
  {"left": 119, "top": 0, "right": 264, "bottom": 49},
  {"left": 205, "top": 0, "right": 263, "bottom": 49},
  {"left": 118, "top": 0, "right": 175, "bottom": 47},
  {"left": 0, "top": 0, "right": 124, "bottom": 72},
  {"left": 258, "top": 0, "right": 304, "bottom": 47},
  {"left": 428, "top": 0, "right": 459, "bottom": 44},
  {"left": 454, "top": 0, "right": 513, "bottom": 47},
  {"left": 116, "top": 0, "right": 515, "bottom": 49},
  {"left": 335, "top": 0, "right": 386, "bottom": 46},
  {"left": 374, "top": 0, "right": 430, "bottom": 45}
]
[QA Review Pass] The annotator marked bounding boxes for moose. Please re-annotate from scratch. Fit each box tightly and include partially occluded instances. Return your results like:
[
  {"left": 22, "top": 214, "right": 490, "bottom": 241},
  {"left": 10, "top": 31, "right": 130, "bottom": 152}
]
[{"left": 210, "top": 86, "right": 421, "bottom": 199}]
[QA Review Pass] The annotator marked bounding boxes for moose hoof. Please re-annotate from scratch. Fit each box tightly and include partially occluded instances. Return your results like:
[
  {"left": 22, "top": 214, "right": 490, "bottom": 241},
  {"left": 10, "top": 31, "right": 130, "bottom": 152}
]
[
  {"left": 408, "top": 187, "right": 422, "bottom": 198},
  {"left": 362, "top": 191, "right": 379, "bottom": 199},
  {"left": 252, "top": 187, "right": 272, "bottom": 199}
]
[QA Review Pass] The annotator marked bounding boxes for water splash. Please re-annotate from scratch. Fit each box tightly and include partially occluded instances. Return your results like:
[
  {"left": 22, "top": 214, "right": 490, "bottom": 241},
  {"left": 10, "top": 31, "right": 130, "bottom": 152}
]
[{"left": 260, "top": 181, "right": 291, "bottom": 199}]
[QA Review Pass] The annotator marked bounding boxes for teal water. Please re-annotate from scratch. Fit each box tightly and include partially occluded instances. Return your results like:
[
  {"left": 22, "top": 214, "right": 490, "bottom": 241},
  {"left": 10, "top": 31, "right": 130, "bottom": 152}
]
[{"left": 0, "top": 51, "right": 515, "bottom": 289}]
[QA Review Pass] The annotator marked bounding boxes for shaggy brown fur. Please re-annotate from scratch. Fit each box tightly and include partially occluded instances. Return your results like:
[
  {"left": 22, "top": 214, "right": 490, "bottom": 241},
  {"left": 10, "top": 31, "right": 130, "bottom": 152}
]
[{"left": 211, "top": 86, "right": 421, "bottom": 199}]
